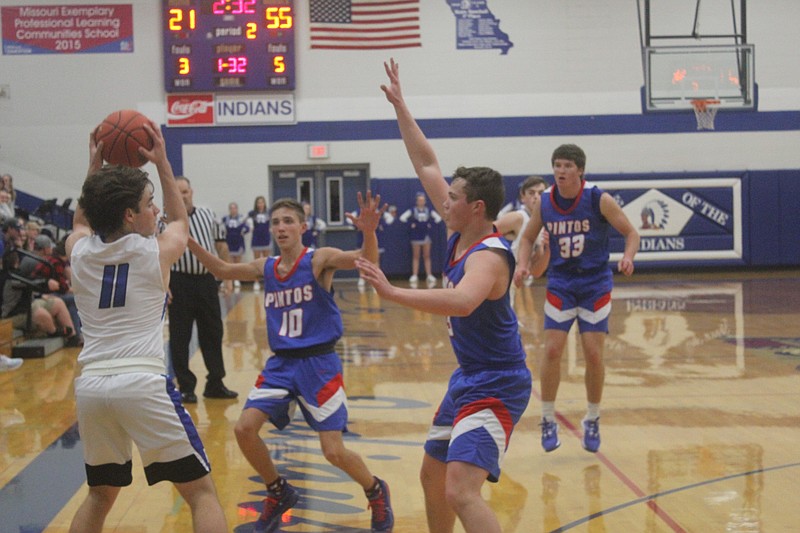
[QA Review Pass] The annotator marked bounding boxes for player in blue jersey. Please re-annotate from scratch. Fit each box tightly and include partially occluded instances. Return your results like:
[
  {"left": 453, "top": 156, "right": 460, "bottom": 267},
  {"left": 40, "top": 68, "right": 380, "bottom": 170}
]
[
  {"left": 186, "top": 194, "right": 394, "bottom": 533},
  {"left": 357, "top": 58, "right": 532, "bottom": 533},
  {"left": 514, "top": 143, "right": 640, "bottom": 454}
]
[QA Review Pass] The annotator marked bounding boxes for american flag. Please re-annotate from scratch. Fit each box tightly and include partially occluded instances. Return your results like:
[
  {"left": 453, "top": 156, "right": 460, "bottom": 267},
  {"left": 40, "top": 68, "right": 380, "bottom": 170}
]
[{"left": 309, "top": 0, "right": 421, "bottom": 50}]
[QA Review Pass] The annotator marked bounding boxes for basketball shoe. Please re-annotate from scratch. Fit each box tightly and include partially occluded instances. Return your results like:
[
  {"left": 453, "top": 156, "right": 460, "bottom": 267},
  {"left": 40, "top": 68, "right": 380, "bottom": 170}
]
[
  {"left": 255, "top": 482, "right": 299, "bottom": 532},
  {"left": 582, "top": 417, "right": 601, "bottom": 453},
  {"left": 367, "top": 477, "right": 394, "bottom": 532},
  {"left": 540, "top": 418, "right": 560, "bottom": 452}
]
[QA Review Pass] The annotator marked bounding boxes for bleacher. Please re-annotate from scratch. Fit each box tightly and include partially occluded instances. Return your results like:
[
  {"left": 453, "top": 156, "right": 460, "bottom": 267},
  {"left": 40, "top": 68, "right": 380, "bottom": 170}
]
[{"left": 2, "top": 191, "right": 74, "bottom": 358}]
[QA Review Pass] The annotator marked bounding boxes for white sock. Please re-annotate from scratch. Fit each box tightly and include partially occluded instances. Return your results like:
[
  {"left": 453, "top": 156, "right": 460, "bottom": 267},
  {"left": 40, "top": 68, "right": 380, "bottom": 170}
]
[
  {"left": 542, "top": 402, "right": 556, "bottom": 421},
  {"left": 585, "top": 403, "right": 600, "bottom": 421}
]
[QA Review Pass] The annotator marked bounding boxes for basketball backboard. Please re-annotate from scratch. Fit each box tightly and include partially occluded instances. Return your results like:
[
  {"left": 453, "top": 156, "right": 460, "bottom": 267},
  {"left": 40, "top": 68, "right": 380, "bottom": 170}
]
[
  {"left": 645, "top": 44, "right": 755, "bottom": 111},
  {"left": 638, "top": 0, "right": 755, "bottom": 111}
]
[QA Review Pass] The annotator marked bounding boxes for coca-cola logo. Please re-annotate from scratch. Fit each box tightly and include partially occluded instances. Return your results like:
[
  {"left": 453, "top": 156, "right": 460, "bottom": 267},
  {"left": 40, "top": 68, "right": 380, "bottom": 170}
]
[
  {"left": 167, "top": 94, "right": 214, "bottom": 126},
  {"left": 169, "top": 99, "right": 213, "bottom": 117}
]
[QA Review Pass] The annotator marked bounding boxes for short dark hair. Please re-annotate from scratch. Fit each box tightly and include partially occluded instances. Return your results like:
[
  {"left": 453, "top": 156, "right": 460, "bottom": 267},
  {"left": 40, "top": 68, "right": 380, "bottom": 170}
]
[
  {"left": 269, "top": 198, "right": 305, "bottom": 222},
  {"left": 551, "top": 144, "right": 586, "bottom": 170},
  {"left": 451, "top": 166, "right": 505, "bottom": 220},
  {"left": 79, "top": 165, "right": 152, "bottom": 237},
  {"left": 520, "top": 175, "right": 547, "bottom": 197},
  {"left": 2, "top": 219, "right": 21, "bottom": 232}
]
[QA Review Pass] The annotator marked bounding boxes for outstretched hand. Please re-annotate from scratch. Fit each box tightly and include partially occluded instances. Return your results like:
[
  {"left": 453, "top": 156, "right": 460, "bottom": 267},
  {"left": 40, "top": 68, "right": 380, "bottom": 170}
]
[
  {"left": 380, "top": 58, "right": 403, "bottom": 106},
  {"left": 346, "top": 191, "right": 388, "bottom": 233},
  {"left": 355, "top": 257, "right": 392, "bottom": 297}
]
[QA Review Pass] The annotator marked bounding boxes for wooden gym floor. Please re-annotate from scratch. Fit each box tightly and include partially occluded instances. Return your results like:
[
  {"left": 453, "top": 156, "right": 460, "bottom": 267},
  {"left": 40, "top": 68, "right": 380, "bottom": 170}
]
[{"left": 1, "top": 269, "right": 799, "bottom": 532}]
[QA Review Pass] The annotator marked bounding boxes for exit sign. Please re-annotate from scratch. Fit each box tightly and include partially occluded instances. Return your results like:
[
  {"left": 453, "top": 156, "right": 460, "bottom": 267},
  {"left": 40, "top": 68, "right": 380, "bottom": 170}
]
[{"left": 308, "top": 143, "right": 329, "bottom": 159}]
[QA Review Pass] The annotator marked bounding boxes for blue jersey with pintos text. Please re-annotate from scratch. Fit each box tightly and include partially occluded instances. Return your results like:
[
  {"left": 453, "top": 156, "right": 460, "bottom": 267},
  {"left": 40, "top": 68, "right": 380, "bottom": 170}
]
[
  {"left": 263, "top": 248, "right": 343, "bottom": 352},
  {"left": 541, "top": 181, "right": 610, "bottom": 277},
  {"left": 443, "top": 232, "right": 526, "bottom": 373}
]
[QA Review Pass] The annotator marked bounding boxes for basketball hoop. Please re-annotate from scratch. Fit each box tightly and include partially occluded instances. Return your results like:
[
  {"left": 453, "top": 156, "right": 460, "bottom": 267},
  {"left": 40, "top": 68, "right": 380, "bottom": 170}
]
[{"left": 691, "top": 99, "right": 720, "bottom": 130}]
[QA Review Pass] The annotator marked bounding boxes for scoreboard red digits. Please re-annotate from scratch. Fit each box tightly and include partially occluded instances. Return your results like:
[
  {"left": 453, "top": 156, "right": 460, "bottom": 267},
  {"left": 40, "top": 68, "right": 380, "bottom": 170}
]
[{"left": 163, "top": 0, "right": 294, "bottom": 92}]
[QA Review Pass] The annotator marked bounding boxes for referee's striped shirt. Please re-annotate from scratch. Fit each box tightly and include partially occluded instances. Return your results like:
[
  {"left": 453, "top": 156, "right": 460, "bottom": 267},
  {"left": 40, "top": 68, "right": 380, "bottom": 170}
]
[{"left": 172, "top": 206, "right": 225, "bottom": 275}]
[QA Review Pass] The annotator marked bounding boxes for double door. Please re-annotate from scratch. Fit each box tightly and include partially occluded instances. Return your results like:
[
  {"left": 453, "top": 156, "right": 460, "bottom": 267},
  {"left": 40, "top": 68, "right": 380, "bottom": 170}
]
[{"left": 270, "top": 164, "right": 369, "bottom": 252}]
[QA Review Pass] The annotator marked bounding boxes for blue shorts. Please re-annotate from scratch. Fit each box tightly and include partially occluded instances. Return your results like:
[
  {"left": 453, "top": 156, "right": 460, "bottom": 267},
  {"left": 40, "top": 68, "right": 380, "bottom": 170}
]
[
  {"left": 544, "top": 269, "right": 613, "bottom": 333},
  {"left": 244, "top": 352, "right": 348, "bottom": 432},
  {"left": 424, "top": 366, "right": 531, "bottom": 482}
]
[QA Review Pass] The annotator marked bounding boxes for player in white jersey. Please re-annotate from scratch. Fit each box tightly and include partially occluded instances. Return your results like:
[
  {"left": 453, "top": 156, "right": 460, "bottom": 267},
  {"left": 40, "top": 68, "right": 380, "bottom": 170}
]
[
  {"left": 66, "top": 124, "right": 227, "bottom": 533},
  {"left": 495, "top": 175, "right": 550, "bottom": 305}
]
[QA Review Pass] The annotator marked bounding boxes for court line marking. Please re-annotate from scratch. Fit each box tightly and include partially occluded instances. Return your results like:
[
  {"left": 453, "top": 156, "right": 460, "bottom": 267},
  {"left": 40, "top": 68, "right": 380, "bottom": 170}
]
[
  {"left": 553, "top": 459, "right": 800, "bottom": 532},
  {"left": 534, "top": 389, "right": 800, "bottom": 532}
]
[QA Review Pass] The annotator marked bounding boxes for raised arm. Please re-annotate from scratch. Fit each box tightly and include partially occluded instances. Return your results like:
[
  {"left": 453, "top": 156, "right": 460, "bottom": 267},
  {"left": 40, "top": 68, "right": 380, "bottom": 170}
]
[
  {"left": 141, "top": 122, "right": 189, "bottom": 276},
  {"left": 356, "top": 248, "right": 507, "bottom": 317},
  {"left": 66, "top": 133, "right": 104, "bottom": 257},
  {"left": 381, "top": 59, "right": 449, "bottom": 213},
  {"left": 187, "top": 237, "right": 264, "bottom": 281}
]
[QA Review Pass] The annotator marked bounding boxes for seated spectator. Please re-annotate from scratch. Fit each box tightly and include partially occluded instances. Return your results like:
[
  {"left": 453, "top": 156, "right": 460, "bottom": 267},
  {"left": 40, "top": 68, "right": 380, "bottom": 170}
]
[
  {"left": 0, "top": 219, "right": 23, "bottom": 259},
  {"left": 1, "top": 249, "right": 78, "bottom": 344},
  {"left": 1, "top": 174, "right": 16, "bottom": 204},
  {"left": 29, "top": 235, "right": 81, "bottom": 343},
  {"left": 19, "top": 234, "right": 54, "bottom": 277},
  {"left": 23, "top": 221, "right": 41, "bottom": 252},
  {"left": 0, "top": 190, "right": 14, "bottom": 223}
]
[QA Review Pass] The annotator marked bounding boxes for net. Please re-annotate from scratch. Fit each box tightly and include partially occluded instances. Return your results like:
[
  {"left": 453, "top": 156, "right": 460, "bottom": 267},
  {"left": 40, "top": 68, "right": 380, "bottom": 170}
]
[{"left": 691, "top": 99, "right": 720, "bottom": 130}]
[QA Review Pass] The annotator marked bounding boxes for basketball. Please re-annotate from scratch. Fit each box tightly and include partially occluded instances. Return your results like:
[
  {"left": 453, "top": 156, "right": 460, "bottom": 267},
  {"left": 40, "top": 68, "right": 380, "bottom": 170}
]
[{"left": 93, "top": 109, "right": 154, "bottom": 167}]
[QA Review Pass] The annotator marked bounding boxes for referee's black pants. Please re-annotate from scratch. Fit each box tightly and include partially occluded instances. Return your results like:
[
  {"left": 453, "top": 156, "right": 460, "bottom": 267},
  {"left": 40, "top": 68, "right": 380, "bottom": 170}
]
[{"left": 168, "top": 272, "right": 226, "bottom": 394}]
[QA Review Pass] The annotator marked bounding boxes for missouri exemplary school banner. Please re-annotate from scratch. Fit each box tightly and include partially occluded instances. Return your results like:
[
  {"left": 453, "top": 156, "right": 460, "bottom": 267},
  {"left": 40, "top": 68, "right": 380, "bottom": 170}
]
[
  {"left": 1, "top": 4, "right": 133, "bottom": 55},
  {"left": 603, "top": 177, "right": 743, "bottom": 263}
]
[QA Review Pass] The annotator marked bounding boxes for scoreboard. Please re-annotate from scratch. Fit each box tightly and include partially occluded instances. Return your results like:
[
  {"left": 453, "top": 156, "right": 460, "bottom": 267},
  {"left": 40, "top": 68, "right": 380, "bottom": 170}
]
[{"left": 162, "top": 0, "right": 295, "bottom": 92}]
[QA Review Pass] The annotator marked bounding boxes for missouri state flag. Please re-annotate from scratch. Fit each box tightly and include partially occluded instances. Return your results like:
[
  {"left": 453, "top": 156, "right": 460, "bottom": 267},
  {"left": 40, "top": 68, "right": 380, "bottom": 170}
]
[{"left": 309, "top": 0, "right": 421, "bottom": 50}]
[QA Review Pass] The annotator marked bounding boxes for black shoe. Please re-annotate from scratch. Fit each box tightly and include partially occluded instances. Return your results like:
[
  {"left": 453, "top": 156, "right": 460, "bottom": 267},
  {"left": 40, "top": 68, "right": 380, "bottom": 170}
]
[
  {"left": 65, "top": 336, "right": 83, "bottom": 348},
  {"left": 203, "top": 384, "right": 238, "bottom": 399},
  {"left": 181, "top": 392, "right": 198, "bottom": 404}
]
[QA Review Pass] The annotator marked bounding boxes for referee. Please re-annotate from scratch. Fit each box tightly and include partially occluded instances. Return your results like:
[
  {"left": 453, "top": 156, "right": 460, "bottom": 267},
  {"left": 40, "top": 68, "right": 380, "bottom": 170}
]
[{"left": 168, "top": 176, "right": 238, "bottom": 404}]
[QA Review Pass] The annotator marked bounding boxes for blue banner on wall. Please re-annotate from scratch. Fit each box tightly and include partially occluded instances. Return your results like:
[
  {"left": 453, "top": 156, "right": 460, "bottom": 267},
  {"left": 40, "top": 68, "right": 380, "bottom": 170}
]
[
  {"left": 446, "top": 0, "right": 512, "bottom": 54},
  {"left": 602, "top": 178, "right": 742, "bottom": 262}
]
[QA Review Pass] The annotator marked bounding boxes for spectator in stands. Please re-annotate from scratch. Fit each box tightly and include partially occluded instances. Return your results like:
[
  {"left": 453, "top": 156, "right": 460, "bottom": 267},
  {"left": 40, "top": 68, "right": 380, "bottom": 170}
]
[
  {"left": 1, "top": 248, "right": 78, "bottom": 344},
  {"left": 1, "top": 174, "right": 16, "bottom": 205},
  {"left": 0, "top": 190, "right": 14, "bottom": 223},
  {"left": 23, "top": 221, "right": 41, "bottom": 252},
  {"left": 0, "top": 219, "right": 23, "bottom": 259},
  {"left": 19, "top": 235, "right": 54, "bottom": 277},
  {"left": 28, "top": 235, "right": 82, "bottom": 344}
]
